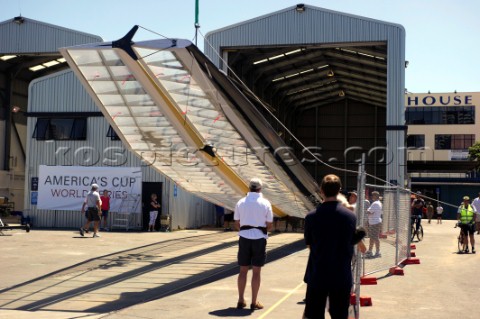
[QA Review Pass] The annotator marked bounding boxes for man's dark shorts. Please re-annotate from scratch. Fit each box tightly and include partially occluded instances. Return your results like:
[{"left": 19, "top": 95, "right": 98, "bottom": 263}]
[
  {"left": 86, "top": 208, "right": 100, "bottom": 222},
  {"left": 460, "top": 223, "right": 475, "bottom": 235},
  {"left": 238, "top": 236, "right": 267, "bottom": 267},
  {"left": 101, "top": 210, "right": 109, "bottom": 218}
]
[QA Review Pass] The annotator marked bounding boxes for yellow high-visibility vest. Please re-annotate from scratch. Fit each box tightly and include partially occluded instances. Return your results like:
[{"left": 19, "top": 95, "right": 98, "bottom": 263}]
[{"left": 459, "top": 205, "right": 475, "bottom": 224}]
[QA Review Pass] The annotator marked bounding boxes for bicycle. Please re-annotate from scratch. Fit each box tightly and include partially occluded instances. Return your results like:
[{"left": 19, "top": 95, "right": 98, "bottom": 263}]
[
  {"left": 410, "top": 216, "right": 423, "bottom": 242},
  {"left": 455, "top": 222, "right": 476, "bottom": 253},
  {"left": 455, "top": 222, "right": 466, "bottom": 253}
]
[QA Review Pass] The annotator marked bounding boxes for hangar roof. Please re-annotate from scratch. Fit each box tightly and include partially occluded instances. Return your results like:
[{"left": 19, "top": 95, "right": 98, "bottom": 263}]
[
  {"left": 204, "top": 4, "right": 405, "bottom": 115},
  {"left": 0, "top": 16, "right": 102, "bottom": 83},
  {"left": 227, "top": 43, "right": 388, "bottom": 112}
]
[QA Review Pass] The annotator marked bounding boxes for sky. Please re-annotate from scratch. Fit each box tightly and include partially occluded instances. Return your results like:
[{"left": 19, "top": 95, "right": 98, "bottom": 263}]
[{"left": 3, "top": 0, "right": 479, "bottom": 94}]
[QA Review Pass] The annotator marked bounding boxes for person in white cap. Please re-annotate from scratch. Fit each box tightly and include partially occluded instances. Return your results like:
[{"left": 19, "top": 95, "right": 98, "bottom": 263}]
[
  {"left": 80, "top": 183, "right": 102, "bottom": 238},
  {"left": 234, "top": 177, "right": 273, "bottom": 311},
  {"left": 365, "top": 191, "right": 383, "bottom": 258},
  {"left": 457, "top": 196, "right": 476, "bottom": 253}
]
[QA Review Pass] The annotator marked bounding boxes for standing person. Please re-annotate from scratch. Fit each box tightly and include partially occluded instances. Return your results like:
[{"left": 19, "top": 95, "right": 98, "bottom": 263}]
[
  {"left": 411, "top": 192, "right": 425, "bottom": 235},
  {"left": 471, "top": 192, "right": 480, "bottom": 234},
  {"left": 80, "top": 183, "right": 102, "bottom": 238},
  {"left": 347, "top": 191, "right": 358, "bottom": 211},
  {"left": 365, "top": 191, "right": 382, "bottom": 258},
  {"left": 344, "top": 191, "right": 368, "bottom": 254},
  {"left": 436, "top": 204, "right": 443, "bottom": 224},
  {"left": 215, "top": 205, "right": 224, "bottom": 228},
  {"left": 337, "top": 192, "right": 353, "bottom": 211},
  {"left": 457, "top": 196, "right": 476, "bottom": 253},
  {"left": 148, "top": 193, "right": 160, "bottom": 232},
  {"left": 100, "top": 190, "right": 110, "bottom": 231},
  {"left": 426, "top": 201, "right": 434, "bottom": 224},
  {"left": 363, "top": 196, "right": 371, "bottom": 227},
  {"left": 234, "top": 178, "right": 273, "bottom": 311},
  {"left": 303, "top": 174, "right": 357, "bottom": 319},
  {"left": 224, "top": 208, "right": 234, "bottom": 231}
]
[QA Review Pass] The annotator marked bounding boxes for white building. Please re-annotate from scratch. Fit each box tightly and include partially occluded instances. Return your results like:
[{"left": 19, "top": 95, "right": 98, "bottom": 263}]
[{"left": 406, "top": 92, "right": 480, "bottom": 218}]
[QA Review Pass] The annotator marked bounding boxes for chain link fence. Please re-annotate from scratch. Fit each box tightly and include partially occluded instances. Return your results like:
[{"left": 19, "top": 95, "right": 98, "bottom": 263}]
[
  {"left": 359, "top": 184, "right": 411, "bottom": 275},
  {"left": 350, "top": 161, "right": 412, "bottom": 318}
]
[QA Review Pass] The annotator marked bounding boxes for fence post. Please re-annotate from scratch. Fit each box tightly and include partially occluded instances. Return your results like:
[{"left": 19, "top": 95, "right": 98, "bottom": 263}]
[
  {"left": 395, "top": 185, "right": 400, "bottom": 265},
  {"left": 353, "top": 153, "right": 366, "bottom": 319}
]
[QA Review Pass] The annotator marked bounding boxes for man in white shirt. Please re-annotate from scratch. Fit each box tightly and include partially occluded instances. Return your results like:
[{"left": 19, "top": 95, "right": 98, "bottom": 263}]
[
  {"left": 80, "top": 183, "right": 102, "bottom": 238},
  {"left": 471, "top": 192, "right": 480, "bottom": 234},
  {"left": 436, "top": 204, "right": 444, "bottom": 224},
  {"left": 365, "top": 191, "right": 382, "bottom": 258},
  {"left": 347, "top": 191, "right": 358, "bottom": 211},
  {"left": 234, "top": 178, "right": 273, "bottom": 311}
]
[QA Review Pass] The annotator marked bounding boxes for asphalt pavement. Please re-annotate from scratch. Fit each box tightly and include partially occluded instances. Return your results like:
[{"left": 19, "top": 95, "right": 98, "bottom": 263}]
[{"left": 0, "top": 220, "right": 478, "bottom": 319}]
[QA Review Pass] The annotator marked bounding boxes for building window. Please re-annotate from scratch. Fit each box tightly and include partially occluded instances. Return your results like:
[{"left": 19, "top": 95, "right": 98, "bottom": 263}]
[
  {"left": 407, "top": 135, "right": 425, "bottom": 148},
  {"left": 107, "top": 125, "right": 121, "bottom": 141},
  {"left": 33, "top": 118, "right": 87, "bottom": 140},
  {"left": 406, "top": 106, "right": 475, "bottom": 125},
  {"left": 434, "top": 134, "right": 475, "bottom": 150}
]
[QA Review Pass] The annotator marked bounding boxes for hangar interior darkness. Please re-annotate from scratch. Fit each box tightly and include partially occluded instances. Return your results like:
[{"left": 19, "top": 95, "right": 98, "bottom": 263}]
[
  {"left": 226, "top": 42, "right": 388, "bottom": 188},
  {"left": 0, "top": 50, "right": 69, "bottom": 170}
]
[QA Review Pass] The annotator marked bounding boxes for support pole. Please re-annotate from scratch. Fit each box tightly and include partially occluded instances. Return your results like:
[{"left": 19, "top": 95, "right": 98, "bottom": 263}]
[
  {"left": 353, "top": 153, "right": 366, "bottom": 319},
  {"left": 194, "top": 0, "right": 200, "bottom": 46},
  {"left": 395, "top": 184, "right": 400, "bottom": 265}
]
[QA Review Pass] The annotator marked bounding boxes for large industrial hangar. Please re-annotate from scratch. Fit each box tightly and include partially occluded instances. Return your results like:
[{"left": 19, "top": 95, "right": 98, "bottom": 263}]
[
  {"left": 0, "top": 18, "right": 216, "bottom": 229},
  {"left": 0, "top": 4, "right": 406, "bottom": 229},
  {"left": 205, "top": 4, "right": 406, "bottom": 188},
  {"left": 0, "top": 17, "right": 101, "bottom": 212}
]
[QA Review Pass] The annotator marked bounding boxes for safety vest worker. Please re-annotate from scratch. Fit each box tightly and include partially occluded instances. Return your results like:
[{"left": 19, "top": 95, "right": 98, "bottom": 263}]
[{"left": 459, "top": 197, "right": 475, "bottom": 224}]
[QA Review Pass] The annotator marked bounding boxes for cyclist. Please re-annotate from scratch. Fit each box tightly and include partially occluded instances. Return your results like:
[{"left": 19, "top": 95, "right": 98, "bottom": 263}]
[
  {"left": 457, "top": 196, "right": 476, "bottom": 254},
  {"left": 411, "top": 191, "right": 424, "bottom": 235}
]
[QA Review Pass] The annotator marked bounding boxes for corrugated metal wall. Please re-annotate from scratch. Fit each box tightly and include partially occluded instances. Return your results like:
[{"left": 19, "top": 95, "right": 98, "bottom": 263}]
[
  {"left": 0, "top": 16, "right": 104, "bottom": 213},
  {"left": 25, "top": 70, "right": 216, "bottom": 229},
  {"left": 205, "top": 4, "right": 406, "bottom": 186},
  {"left": 297, "top": 100, "right": 387, "bottom": 188},
  {"left": 0, "top": 17, "right": 102, "bottom": 53}
]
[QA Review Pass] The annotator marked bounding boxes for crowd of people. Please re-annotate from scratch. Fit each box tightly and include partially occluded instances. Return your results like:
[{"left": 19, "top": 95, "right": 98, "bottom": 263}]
[{"left": 410, "top": 191, "right": 480, "bottom": 255}]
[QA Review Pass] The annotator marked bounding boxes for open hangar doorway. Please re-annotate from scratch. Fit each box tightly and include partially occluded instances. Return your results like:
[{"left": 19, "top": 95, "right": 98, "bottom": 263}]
[{"left": 225, "top": 42, "right": 388, "bottom": 190}]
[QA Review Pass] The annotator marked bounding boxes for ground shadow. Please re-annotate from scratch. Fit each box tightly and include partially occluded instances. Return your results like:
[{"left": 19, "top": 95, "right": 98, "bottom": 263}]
[
  {"left": 209, "top": 307, "right": 252, "bottom": 317},
  {"left": 0, "top": 232, "right": 304, "bottom": 316}
]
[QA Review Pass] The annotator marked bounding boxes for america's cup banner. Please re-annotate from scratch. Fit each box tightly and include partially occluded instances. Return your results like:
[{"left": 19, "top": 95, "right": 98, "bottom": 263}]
[{"left": 37, "top": 165, "right": 142, "bottom": 212}]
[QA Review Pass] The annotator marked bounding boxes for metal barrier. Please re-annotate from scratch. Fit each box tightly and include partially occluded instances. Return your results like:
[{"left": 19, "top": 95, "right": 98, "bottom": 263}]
[
  {"left": 351, "top": 157, "right": 411, "bottom": 318},
  {"left": 360, "top": 185, "right": 411, "bottom": 275}
]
